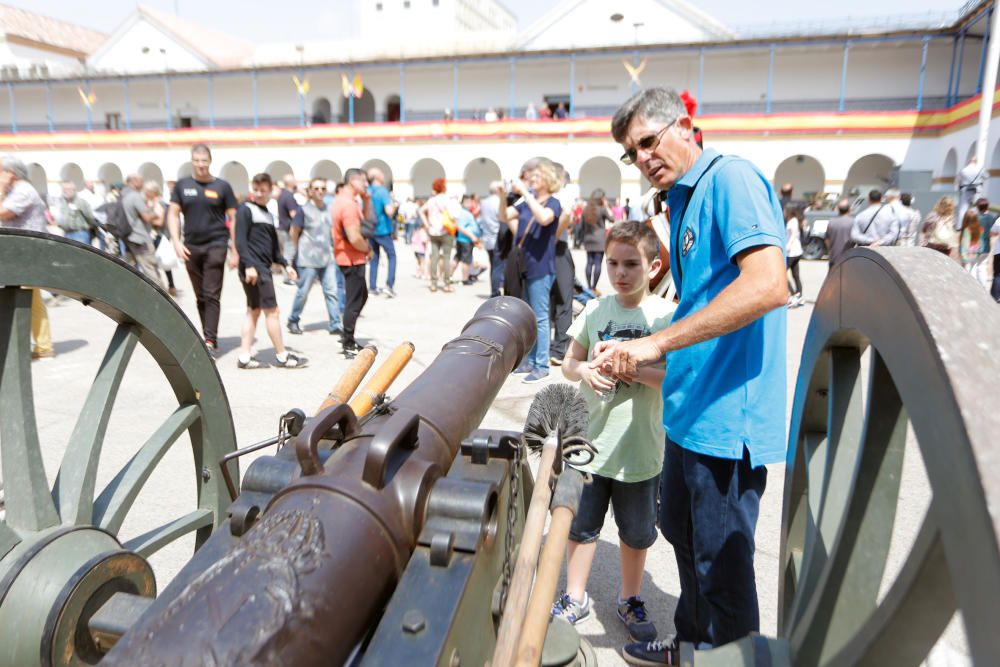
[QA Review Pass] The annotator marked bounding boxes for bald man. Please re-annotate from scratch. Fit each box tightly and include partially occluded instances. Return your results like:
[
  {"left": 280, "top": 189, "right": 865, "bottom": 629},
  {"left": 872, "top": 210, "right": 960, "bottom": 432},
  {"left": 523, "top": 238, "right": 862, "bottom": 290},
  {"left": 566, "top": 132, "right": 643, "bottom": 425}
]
[{"left": 277, "top": 174, "right": 302, "bottom": 282}]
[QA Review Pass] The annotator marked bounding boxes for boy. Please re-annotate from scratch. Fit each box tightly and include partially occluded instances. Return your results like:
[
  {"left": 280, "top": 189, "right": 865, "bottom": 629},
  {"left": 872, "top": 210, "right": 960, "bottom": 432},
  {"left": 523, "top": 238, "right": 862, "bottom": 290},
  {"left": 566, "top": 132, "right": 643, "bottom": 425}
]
[
  {"left": 552, "top": 221, "right": 674, "bottom": 644},
  {"left": 234, "top": 172, "right": 308, "bottom": 369},
  {"left": 452, "top": 195, "right": 481, "bottom": 285}
]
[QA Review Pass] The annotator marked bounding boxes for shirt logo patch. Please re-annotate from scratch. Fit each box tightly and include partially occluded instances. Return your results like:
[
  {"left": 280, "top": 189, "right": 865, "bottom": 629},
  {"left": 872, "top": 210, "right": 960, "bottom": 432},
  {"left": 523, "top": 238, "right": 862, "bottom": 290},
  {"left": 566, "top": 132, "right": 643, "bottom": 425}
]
[
  {"left": 204, "top": 189, "right": 219, "bottom": 199},
  {"left": 183, "top": 188, "right": 198, "bottom": 196},
  {"left": 682, "top": 227, "right": 695, "bottom": 257}
]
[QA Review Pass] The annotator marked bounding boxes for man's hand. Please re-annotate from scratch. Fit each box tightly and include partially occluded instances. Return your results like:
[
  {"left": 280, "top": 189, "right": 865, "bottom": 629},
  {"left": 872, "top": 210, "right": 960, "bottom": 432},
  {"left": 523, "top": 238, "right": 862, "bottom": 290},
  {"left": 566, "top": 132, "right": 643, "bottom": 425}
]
[
  {"left": 286, "top": 266, "right": 298, "bottom": 282},
  {"left": 173, "top": 239, "right": 191, "bottom": 261},
  {"left": 590, "top": 337, "right": 663, "bottom": 381},
  {"left": 245, "top": 266, "right": 257, "bottom": 285}
]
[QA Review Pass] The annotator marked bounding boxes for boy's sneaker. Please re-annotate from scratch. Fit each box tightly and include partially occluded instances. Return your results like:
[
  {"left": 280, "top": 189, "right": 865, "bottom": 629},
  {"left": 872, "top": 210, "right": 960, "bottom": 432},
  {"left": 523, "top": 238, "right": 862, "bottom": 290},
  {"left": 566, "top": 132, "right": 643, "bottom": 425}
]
[
  {"left": 205, "top": 340, "right": 218, "bottom": 358},
  {"left": 622, "top": 637, "right": 679, "bottom": 666},
  {"left": 618, "top": 596, "right": 657, "bottom": 641},
  {"left": 276, "top": 352, "right": 308, "bottom": 369},
  {"left": 522, "top": 368, "right": 549, "bottom": 384},
  {"left": 237, "top": 357, "right": 265, "bottom": 370},
  {"left": 550, "top": 592, "right": 591, "bottom": 625}
]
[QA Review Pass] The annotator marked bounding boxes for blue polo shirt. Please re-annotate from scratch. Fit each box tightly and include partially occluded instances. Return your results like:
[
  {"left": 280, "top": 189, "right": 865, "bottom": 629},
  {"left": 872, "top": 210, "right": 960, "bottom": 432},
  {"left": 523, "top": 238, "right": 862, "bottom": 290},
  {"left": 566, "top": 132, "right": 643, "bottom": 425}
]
[
  {"left": 663, "top": 149, "right": 787, "bottom": 467},
  {"left": 368, "top": 184, "right": 394, "bottom": 237}
]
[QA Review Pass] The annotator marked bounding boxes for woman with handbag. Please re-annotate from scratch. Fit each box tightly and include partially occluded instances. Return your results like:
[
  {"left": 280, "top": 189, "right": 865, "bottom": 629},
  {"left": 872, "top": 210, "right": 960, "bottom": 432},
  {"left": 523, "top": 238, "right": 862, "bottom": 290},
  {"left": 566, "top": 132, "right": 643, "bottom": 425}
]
[
  {"left": 921, "top": 196, "right": 959, "bottom": 259},
  {"left": 418, "top": 178, "right": 460, "bottom": 292},
  {"left": 498, "top": 157, "right": 563, "bottom": 384}
]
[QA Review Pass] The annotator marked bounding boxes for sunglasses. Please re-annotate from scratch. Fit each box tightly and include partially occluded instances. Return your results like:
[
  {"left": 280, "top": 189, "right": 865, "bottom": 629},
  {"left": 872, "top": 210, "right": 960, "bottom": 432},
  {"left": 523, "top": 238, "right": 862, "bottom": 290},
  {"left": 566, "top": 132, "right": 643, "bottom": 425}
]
[
  {"left": 620, "top": 119, "right": 677, "bottom": 166},
  {"left": 311, "top": 186, "right": 326, "bottom": 192}
]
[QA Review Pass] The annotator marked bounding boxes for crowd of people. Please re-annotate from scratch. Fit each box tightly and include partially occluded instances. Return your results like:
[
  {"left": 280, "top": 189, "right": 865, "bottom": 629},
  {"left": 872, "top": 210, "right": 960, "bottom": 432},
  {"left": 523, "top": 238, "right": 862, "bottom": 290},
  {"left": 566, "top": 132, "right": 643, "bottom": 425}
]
[{"left": 1, "top": 82, "right": 996, "bottom": 666}]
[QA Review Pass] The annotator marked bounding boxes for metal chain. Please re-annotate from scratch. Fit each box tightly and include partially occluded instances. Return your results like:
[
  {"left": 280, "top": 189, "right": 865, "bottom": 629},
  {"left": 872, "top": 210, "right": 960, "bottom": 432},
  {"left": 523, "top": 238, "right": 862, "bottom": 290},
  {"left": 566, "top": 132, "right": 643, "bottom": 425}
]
[{"left": 498, "top": 434, "right": 523, "bottom": 614}]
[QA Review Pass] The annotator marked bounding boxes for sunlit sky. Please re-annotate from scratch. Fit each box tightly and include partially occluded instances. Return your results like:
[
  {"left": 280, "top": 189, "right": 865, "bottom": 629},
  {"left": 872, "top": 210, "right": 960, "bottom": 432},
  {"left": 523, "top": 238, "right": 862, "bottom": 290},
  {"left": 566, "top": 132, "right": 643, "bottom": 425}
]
[{"left": 24, "top": 0, "right": 964, "bottom": 41}]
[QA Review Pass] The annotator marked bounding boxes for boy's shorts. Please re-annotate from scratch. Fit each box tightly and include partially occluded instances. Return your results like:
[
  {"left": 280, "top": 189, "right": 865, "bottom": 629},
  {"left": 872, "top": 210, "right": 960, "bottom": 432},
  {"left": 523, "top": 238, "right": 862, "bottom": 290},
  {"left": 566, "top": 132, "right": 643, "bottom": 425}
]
[
  {"left": 240, "top": 270, "right": 278, "bottom": 310},
  {"left": 569, "top": 473, "right": 658, "bottom": 550},
  {"left": 454, "top": 242, "right": 473, "bottom": 264}
]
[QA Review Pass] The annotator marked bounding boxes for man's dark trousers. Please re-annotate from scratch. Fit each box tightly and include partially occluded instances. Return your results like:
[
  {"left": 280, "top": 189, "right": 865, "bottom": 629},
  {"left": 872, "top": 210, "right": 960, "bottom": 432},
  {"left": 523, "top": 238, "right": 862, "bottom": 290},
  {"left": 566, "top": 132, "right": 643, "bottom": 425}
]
[
  {"left": 184, "top": 243, "right": 228, "bottom": 345},
  {"left": 549, "top": 239, "right": 575, "bottom": 359},
  {"left": 660, "top": 437, "right": 767, "bottom": 649},
  {"left": 340, "top": 264, "right": 369, "bottom": 344},
  {"left": 488, "top": 246, "right": 505, "bottom": 297}
]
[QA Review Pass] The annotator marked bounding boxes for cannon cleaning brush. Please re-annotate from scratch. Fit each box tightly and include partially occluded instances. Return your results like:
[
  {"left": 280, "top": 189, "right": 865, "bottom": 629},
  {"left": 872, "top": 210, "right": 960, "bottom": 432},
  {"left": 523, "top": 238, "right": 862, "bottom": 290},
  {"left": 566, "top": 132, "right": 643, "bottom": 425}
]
[{"left": 521, "top": 384, "right": 595, "bottom": 462}]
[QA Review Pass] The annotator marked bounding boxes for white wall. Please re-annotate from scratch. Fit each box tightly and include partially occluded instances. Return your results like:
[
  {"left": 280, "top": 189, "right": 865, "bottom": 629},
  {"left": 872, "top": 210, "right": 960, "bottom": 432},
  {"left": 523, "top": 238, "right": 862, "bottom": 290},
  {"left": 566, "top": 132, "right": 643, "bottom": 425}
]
[{"left": 89, "top": 19, "right": 207, "bottom": 74}]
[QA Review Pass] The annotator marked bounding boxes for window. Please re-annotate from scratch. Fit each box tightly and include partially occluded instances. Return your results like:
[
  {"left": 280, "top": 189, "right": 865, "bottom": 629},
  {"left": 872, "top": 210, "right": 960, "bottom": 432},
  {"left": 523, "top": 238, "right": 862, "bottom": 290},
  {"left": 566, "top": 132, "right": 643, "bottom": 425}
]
[
  {"left": 376, "top": 2, "right": 382, "bottom": 9},
  {"left": 404, "top": 0, "right": 410, "bottom": 7},
  {"left": 105, "top": 113, "right": 121, "bottom": 131},
  {"left": 432, "top": 0, "right": 439, "bottom": 5}
]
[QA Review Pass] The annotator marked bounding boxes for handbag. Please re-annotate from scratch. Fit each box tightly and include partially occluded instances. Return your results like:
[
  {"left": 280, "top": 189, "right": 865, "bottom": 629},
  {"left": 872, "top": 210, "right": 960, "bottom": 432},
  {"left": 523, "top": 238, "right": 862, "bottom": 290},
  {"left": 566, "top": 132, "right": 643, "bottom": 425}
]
[
  {"left": 155, "top": 236, "right": 179, "bottom": 270},
  {"left": 502, "top": 214, "right": 536, "bottom": 299},
  {"left": 441, "top": 208, "right": 458, "bottom": 236}
]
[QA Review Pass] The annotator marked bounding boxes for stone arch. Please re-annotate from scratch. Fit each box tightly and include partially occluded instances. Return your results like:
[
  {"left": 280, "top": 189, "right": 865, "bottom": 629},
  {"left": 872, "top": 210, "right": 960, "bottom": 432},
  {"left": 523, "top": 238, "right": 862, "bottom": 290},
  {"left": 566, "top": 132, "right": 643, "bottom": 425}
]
[
  {"left": 310, "top": 159, "right": 342, "bottom": 183},
  {"left": 843, "top": 154, "right": 894, "bottom": 198},
  {"left": 28, "top": 163, "right": 47, "bottom": 198},
  {"left": 942, "top": 148, "right": 958, "bottom": 182},
  {"left": 578, "top": 156, "right": 622, "bottom": 202},
  {"left": 264, "top": 160, "right": 294, "bottom": 181},
  {"left": 177, "top": 162, "right": 194, "bottom": 180},
  {"left": 386, "top": 94, "right": 401, "bottom": 122},
  {"left": 341, "top": 88, "right": 375, "bottom": 123},
  {"left": 464, "top": 157, "right": 501, "bottom": 197},
  {"left": 97, "top": 162, "right": 122, "bottom": 187},
  {"left": 221, "top": 161, "right": 250, "bottom": 198},
  {"left": 138, "top": 163, "right": 164, "bottom": 189},
  {"left": 362, "top": 159, "right": 393, "bottom": 188},
  {"left": 59, "top": 162, "right": 85, "bottom": 189},
  {"left": 411, "top": 158, "right": 446, "bottom": 198},
  {"left": 312, "top": 97, "right": 332, "bottom": 124},
  {"left": 773, "top": 155, "right": 826, "bottom": 199}
]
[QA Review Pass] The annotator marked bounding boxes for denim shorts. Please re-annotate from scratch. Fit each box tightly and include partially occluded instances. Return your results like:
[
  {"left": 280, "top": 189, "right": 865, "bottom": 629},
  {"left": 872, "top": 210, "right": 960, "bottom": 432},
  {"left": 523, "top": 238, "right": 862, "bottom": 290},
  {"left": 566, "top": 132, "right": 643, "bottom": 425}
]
[{"left": 568, "top": 473, "right": 659, "bottom": 550}]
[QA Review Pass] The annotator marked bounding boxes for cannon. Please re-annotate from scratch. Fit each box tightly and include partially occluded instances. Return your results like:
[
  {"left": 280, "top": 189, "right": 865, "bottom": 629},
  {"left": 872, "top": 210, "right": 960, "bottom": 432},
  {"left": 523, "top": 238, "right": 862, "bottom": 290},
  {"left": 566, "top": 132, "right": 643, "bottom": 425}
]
[{"left": 0, "top": 227, "right": 998, "bottom": 666}]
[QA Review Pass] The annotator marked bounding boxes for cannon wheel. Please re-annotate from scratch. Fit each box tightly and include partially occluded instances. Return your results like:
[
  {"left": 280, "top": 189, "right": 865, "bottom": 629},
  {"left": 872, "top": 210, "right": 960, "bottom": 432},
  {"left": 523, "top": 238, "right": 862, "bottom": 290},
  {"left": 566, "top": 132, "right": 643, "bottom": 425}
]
[
  {"left": 0, "top": 229, "right": 236, "bottom": 666},
  {"left": 777, "top": 248, "right": 1000, "bottom": 666}
]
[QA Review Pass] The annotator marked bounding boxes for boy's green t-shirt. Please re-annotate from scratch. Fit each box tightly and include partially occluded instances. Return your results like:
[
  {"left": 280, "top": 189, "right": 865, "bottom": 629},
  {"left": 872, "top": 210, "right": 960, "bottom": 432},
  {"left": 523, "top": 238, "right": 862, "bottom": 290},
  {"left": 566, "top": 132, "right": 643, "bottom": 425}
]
[{"left": 567, "top": 295, "right": 675, "bottom": 482}]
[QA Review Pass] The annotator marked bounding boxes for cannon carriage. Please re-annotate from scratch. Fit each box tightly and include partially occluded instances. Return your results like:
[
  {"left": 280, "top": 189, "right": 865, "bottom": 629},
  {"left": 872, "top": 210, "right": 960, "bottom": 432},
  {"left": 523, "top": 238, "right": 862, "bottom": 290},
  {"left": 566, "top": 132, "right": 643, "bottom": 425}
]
[{"left": 0, "top": 228, "right": 998, "bottom": 666}]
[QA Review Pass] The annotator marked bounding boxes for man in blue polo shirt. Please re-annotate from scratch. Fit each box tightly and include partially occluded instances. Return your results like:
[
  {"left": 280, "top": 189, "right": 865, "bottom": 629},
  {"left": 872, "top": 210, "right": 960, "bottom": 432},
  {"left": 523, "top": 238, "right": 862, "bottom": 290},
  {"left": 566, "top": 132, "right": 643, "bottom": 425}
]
[
  {"left": 366, "top": 167, "right": 398, "bottom": 298},
  {"left": 594, "top": 87, "right": 789, "bottom": 664}
]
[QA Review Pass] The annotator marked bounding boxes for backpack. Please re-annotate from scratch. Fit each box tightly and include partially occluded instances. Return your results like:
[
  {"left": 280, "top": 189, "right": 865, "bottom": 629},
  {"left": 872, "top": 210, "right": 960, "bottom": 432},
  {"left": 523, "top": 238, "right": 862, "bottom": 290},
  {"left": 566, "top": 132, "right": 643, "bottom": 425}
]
[
  {"left": 360, "top": 196, "right": 377, "bottom": 239},
  {"left": 102, "top": 198, "right": 132, "bottom": 241}
]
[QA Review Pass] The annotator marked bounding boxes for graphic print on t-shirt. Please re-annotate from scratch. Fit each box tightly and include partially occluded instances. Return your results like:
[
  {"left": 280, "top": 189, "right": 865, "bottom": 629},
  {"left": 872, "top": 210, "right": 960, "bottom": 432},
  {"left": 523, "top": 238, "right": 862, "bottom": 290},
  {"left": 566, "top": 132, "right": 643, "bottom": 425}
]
[{"left": 597, "top": 319, "right": 652, "bottom": 394}]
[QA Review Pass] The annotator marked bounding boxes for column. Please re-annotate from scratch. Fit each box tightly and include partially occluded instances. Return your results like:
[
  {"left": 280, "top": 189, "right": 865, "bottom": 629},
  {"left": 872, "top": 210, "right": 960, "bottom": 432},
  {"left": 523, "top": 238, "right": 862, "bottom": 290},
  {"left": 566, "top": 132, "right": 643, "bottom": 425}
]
[
  {"left": 7, "top": 83, "right": 15, "bottom": 133},
  {"left": 399, "top": 62, "right": 406, "bottom": 123},
  {"left": 954, "top": 29, "right": 968, "bottom": 104},
  {"left": 207, "top": 75, "right": 215, "bottom": 128},
  {"left": 838, "top": 41, "right": 850, "bottom": 113},
  {"left": 452, "top": 62, "right": 459, "bottom": 119},
  {"left": 917, "top": 36, "right": 930, "bottom": 111},
  {"left": 697, "top": 48, "right": 705, "bottom": 103},
  {"left": 123, "top": 79, "right": 131, "bottom": 130},
  {"left": 348, "top": 70, "right": 355, "bottom": 124},
  {"left": 84, "top": 79, "right": 93, "bottom": 132},
  {"left": 164, "top": 75, "right": 172, "bottom": 129},
  {"left": 45, "top": 81, "right": 54, "bottom": 132},
  {"left": 946, "top": 35, "right": 959, "bottom": 107},
  {"left": 765, "top": 44, "right": 775, "bottom": 114},
  {"left": 977, "top": 7, "right": 994, "bottom": 94},
  {"left": 252, "top": 70, "right": 259, "bottom": 128},
  {"left": 298, "top": 68, "right": 306, "bottom": 127},
  {"left": 508, "top": 58, "right": 516, "bottom": 118},
  {"left": 568, "top": 54, "right": 576, "bottom": 118}
]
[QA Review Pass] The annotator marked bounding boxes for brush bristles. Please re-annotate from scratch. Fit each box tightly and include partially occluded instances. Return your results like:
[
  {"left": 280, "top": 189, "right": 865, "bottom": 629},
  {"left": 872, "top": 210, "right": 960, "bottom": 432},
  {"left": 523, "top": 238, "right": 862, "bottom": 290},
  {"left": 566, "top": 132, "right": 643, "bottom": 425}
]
[{"left": 522, "top": 384, "right": 589, "bottom": 451}]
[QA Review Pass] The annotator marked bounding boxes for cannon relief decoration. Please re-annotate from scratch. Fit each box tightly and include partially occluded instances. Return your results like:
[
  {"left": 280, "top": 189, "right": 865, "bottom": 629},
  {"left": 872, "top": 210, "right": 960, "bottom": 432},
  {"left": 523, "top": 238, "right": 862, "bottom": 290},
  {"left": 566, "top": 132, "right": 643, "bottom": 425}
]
[{"left": 0, "top": 229, "right": 998, "bottom": 666}]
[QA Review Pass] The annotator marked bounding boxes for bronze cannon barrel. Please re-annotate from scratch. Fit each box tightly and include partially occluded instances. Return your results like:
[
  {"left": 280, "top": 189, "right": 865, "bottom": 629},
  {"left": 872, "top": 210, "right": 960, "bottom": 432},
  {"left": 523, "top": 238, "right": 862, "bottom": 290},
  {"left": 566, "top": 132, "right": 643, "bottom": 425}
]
[{"left": 104, "top": 297, "right": 535, "bottom": 666}]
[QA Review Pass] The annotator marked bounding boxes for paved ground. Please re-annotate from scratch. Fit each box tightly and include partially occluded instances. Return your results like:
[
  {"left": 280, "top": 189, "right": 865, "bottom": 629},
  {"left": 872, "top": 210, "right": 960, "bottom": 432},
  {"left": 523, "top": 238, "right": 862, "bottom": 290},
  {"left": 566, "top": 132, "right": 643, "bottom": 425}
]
[{"left": 24, "top": 243, "right": 966, "bottom": 665}]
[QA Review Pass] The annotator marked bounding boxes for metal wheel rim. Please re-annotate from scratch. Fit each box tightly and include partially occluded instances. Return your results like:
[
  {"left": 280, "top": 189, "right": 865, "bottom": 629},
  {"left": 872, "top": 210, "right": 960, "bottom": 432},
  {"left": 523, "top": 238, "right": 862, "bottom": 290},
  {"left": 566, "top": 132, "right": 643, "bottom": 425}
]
[
  {"left": 0, "top": 229, "right": 237, "bottom": 665},
  {"left": 778, "top": 247, "right": 1000, "bottom": 666}
]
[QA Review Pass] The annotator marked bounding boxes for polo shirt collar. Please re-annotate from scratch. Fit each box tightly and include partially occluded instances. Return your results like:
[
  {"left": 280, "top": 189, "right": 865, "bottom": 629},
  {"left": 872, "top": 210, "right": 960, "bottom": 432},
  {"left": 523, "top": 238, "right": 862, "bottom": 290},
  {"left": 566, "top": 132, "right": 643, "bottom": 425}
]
[{"left": 674, "top": 148, "right": 721, "bottom": 190}]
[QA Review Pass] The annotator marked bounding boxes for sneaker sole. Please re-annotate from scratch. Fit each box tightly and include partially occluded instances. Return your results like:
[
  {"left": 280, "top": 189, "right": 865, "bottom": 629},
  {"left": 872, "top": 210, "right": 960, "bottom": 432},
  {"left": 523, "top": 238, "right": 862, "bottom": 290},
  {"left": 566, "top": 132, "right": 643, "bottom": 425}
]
[
  {"left": 621, "top": 647, "right": 672, "bottom": 666},
  {"left": 522, "top": 375, "right": 549, "bottom": 384}
]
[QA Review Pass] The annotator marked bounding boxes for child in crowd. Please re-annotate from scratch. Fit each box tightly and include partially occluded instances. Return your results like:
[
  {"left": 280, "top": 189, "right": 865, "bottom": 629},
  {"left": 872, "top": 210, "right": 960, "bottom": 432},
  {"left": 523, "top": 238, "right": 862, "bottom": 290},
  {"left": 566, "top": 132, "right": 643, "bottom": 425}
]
[
  {"left": 234, "top": 172, "right": 308, "bottom": 369},
  {"left": 412, "top": 222, "right": 429, "bottom": 279},
  {"left": 553, "top": 220, "right": 674, "bottom": 643},
  {"left": 452, "top": 195, "right": 481, "bottom": 285}
]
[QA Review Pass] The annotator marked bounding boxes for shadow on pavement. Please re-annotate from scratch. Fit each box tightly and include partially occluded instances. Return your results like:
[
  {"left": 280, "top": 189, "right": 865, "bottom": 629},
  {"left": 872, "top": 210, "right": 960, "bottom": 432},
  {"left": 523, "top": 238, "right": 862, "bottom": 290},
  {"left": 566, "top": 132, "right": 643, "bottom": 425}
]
[{"left": 53, "top": 339, "right": 88, "bottom": 355}]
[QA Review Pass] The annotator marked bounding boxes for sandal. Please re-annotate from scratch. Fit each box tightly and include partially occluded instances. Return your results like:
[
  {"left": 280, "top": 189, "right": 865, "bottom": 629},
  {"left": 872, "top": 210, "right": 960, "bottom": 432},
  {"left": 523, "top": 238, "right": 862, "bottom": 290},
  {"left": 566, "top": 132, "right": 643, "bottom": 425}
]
[
  {"left": 443, "top": 285, "right": 454, "bottom": 293},
  {"left": 430, "top": 284, "right": 438, "bottom": 293}
]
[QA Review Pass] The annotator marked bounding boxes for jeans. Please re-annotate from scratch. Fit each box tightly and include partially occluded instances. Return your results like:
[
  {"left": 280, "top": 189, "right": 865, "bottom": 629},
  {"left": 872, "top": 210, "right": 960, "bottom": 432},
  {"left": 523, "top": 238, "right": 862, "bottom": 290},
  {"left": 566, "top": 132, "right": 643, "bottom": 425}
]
[
  {"left": 404, "top": 221, "right": 415, "bottom": 244},
  {"left": 288, "top": 265, "right": 342, "bottom": 332},
  {"left": 991, "top": 255, "right": 1000, "bottom": 302},
  {"left": 368, "top": 234, "right": 397, "bottom": 290},
  {"left": 185, "top": 243, "right": 228, "bottom": 345},
  {"left": 586, "top": 251, "right": 604, "bottom": 289},
  {"left": 339, "top": 264, "right": 368, "bottom": 343},
  {"left": 569, "top": 473, "right": 659, "bottom": 549},
  {"left": 429, "top": 234, "right": 455, "bottom": 287},
  {"left": 488, "top": 246, "right": 505, "bottom": 297},
  {"left": 525, "top": 273, "right": 555, "bottom": 370},
  {"left": 65, "top": 229, "right": 92, "bottom": 246},
  {"left": 660, "top": 438, "right": 767, "bottom": 649}
]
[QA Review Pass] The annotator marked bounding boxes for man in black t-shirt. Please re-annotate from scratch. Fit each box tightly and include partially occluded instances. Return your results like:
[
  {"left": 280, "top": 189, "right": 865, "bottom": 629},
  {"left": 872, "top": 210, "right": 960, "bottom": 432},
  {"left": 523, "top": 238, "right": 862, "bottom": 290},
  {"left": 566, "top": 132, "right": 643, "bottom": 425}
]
[{"left": 168, "top": 143, "right": 238, "bottom": 353}]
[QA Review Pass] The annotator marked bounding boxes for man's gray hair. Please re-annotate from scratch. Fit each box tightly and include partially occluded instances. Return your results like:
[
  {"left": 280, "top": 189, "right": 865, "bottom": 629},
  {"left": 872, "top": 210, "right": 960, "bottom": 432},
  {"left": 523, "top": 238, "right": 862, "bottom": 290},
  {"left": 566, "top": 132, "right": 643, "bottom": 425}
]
[
  {"left": 1, "top": 155, "right": 28, "bottom": 180},
  {"left": 611, "top": 87, "right": 687, "bottom": 144}
]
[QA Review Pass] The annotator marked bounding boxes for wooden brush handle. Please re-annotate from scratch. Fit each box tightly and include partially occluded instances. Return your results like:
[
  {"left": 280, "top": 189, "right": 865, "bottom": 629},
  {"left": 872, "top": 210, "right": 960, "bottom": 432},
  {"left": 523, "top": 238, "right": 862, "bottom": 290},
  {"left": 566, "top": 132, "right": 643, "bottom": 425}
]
[
  {"left": 348, "top": 342, "right": 415, "bottom": 417},
  {"left": 316, "top": 345, "right": 377, "bottom": 414}
]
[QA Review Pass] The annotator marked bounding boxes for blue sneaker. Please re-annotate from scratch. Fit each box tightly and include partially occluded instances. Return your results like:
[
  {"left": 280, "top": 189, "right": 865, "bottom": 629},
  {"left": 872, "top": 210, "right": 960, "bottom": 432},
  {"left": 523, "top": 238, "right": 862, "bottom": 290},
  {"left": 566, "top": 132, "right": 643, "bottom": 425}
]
[
  {"left": 622, "top": 637, "right": 678, "bottom": 666},
  {"left": 513, "top": 361, "right": 534, "bottom": 374},
  {"left": 550, "top": 592, "right": 591, "bottom": 625},
  {"left": 617, "top": 596, "right": 657, "bottom": 641},
  {"left": 522, "top": 368, "right": 549, "bottom": 384}
]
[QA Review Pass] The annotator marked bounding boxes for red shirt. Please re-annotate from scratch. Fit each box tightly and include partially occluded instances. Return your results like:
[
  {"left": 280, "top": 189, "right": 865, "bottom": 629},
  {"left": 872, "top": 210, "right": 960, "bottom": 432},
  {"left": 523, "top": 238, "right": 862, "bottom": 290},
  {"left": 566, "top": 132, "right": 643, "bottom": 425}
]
[{"left": 332, "top": 191, "right": 367, "bottom": 266}]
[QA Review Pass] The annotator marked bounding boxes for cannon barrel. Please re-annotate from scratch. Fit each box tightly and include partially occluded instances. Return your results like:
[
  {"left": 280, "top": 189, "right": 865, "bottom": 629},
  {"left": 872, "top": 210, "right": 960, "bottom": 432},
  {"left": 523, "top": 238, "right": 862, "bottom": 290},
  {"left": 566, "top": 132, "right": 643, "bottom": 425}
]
[{"left": 104, "top": 297, "right": 535, "bottom": 666}]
